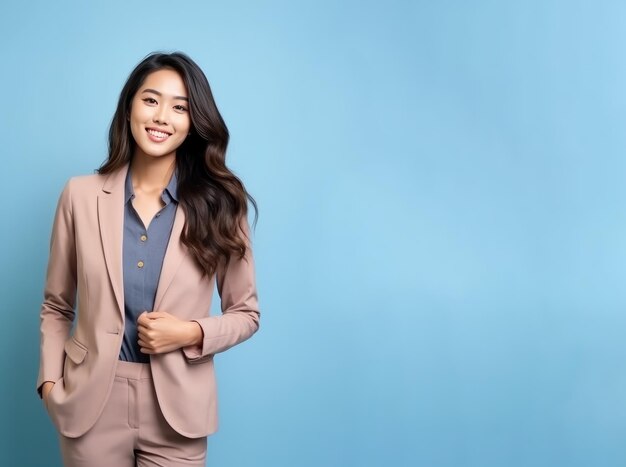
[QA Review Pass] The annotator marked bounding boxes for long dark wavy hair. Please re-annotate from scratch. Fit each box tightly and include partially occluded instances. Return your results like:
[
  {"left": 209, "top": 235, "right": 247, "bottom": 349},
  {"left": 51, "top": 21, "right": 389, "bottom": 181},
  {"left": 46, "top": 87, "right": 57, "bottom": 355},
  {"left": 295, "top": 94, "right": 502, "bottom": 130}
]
[{"left": 98, "top": 51, "right": 258, "bottom": 277}]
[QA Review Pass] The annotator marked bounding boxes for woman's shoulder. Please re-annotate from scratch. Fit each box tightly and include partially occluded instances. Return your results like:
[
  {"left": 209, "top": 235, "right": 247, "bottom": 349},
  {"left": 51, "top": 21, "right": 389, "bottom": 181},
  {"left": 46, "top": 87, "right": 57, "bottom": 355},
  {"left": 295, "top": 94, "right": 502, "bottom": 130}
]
[
  {"left": 54, "top": 172, "right": 110, "bottom": 207},
  {"left": 63, "top": 171, "right": 111, "bottom": 193}
]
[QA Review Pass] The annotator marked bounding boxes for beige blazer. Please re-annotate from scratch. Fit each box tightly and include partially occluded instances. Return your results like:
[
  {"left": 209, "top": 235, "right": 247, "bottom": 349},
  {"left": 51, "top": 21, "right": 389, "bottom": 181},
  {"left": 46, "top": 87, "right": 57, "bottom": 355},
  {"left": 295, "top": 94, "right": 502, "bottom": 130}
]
[{"left": 36, "top": 162, "right": 260, "bottom": 438}]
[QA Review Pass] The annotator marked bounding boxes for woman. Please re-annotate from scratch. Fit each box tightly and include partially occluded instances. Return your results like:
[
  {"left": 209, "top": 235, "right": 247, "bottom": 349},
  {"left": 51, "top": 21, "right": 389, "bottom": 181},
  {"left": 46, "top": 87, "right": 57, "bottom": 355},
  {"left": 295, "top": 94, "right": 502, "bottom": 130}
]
[{"left": 36, "top": 51, "right": 260, "bottom": 466}]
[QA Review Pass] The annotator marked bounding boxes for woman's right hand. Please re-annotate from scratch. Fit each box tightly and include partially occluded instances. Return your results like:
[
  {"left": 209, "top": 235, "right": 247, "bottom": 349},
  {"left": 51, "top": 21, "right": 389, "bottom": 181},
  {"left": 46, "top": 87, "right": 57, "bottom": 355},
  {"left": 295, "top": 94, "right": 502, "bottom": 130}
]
[{"left": 41, "top": 381, "right": 55, "bottom": 407}]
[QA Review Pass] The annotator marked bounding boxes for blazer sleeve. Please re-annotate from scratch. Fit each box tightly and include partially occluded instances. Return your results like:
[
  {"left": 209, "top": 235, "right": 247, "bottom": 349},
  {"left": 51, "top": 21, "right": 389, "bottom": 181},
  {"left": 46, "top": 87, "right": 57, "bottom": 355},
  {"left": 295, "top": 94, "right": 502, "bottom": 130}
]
[
  {"left": 36, "top": 179, "right": 77, "bottom": 397},
  {"left": 182, "top": 216, "right": 260, "bottom": 364}
]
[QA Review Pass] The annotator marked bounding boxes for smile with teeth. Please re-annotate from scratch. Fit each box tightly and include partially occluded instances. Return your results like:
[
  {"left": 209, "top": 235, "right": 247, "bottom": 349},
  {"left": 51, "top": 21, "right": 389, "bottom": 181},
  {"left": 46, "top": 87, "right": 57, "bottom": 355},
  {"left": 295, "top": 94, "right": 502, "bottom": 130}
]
[{"left": 146, "top": 128, "right": 171, "bottom": 141}]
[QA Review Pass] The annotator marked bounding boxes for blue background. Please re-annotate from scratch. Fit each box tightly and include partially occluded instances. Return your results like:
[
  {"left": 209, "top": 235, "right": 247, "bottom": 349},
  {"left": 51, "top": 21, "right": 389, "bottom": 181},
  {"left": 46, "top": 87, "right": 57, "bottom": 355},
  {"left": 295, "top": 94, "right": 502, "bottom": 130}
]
[{"left": 1, "top": 1, "right": 626, "bottom": 466}]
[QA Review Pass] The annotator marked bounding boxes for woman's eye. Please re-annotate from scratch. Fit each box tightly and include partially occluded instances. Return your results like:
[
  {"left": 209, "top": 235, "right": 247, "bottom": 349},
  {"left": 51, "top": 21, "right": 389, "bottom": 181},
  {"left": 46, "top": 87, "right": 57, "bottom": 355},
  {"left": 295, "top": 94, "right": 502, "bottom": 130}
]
[
  {"left": 143, "top": 98, "right": 157, "bottom": 104},
  {"left": 174, "top": 105, "right": 188, "bottom": 112}
]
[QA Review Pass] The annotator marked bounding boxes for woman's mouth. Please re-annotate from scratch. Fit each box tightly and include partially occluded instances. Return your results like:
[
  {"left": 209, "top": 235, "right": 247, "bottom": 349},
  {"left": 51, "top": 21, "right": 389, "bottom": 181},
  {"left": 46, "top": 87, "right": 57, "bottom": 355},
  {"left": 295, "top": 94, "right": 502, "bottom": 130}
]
[{"left": 146, "top": 128, "right": 171, "bottom": 142}]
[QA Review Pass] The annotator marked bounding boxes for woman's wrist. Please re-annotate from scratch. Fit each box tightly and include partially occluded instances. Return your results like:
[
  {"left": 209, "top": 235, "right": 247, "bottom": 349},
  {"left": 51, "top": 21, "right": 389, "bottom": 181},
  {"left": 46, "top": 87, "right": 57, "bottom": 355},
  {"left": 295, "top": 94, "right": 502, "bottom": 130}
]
[
  {"left": 186, "top": 321, "right": 204, "bottom": 347},
  {"left": 41, "top": 381, "right": 55, "bottom": 402}
]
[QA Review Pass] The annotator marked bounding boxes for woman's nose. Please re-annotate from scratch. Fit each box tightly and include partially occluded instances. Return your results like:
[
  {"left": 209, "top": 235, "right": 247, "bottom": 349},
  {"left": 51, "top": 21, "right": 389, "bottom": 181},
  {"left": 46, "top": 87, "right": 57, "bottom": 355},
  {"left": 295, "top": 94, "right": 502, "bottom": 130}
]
[{"left": 153, "top": 106, "right": 168, "bottom": 124}]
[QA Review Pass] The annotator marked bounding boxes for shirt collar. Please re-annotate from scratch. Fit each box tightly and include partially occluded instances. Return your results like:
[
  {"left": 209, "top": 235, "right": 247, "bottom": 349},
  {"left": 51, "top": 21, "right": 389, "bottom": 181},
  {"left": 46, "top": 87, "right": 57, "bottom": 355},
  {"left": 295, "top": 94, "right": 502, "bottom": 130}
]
[
  {"left": 124, "top": 168, "right": 134, "bottom": 204},
  {"left": 124, "top": 167, "right": 179, "bottom": 204},
  {"left": 163, "top": 169, "right": 179, "bottom": 203}
]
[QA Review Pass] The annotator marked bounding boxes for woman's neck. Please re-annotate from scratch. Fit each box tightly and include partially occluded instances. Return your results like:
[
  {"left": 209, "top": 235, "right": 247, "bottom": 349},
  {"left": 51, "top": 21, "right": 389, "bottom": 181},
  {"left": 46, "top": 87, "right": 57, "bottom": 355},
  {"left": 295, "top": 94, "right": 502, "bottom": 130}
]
[{"left": 130, "top": 152, "right": 176, "bottom": 195}]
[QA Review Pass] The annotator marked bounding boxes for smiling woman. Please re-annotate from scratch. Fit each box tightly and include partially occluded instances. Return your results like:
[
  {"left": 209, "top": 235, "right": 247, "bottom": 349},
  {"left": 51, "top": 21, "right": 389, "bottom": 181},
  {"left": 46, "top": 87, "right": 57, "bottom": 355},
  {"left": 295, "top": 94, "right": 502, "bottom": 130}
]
[
  {"left": 129, "top": 70, "right": 191, "bottom": 157},
  {"left": 36, "top": 52, "right": 260, "bottom": 467}
]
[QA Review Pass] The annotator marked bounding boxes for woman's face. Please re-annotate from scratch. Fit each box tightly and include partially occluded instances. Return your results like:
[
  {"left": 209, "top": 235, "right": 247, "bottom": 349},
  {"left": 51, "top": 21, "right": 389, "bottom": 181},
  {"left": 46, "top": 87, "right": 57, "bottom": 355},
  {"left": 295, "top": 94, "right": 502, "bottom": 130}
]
[{"left": 129, "top": 68, "right": 191, "bottom": 160}]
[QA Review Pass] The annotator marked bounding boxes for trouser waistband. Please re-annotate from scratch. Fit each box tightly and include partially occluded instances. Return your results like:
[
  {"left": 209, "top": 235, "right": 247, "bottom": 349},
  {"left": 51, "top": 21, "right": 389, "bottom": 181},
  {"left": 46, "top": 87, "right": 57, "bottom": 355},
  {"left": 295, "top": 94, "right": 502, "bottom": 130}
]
[{"left": 115, "top": 360, "right": 152, "bottom": 380}]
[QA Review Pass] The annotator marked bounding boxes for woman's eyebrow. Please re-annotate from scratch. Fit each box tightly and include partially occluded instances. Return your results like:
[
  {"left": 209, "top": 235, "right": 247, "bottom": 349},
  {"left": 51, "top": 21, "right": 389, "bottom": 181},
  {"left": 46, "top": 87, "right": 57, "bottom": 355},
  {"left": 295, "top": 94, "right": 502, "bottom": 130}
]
[{"left": 141, "top": 88, "right": 189, "bottom": 101}]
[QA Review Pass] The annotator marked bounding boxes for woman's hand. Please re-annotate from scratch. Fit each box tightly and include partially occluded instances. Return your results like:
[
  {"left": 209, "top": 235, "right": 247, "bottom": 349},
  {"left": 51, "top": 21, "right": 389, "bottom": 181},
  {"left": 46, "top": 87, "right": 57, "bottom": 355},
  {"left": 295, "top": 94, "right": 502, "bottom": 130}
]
[
  {"left": 137, "top": 311, "right": 203, "bottom": 355},
  {"left": 41, "top": 381, "right": 55, "bottom": 407}
]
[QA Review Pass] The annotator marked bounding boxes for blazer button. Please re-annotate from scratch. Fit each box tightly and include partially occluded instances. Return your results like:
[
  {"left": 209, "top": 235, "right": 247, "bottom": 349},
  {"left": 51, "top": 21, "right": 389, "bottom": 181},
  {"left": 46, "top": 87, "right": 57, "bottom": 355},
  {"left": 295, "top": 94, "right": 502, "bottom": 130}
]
[{"left": 137, "top": 260, "right": 145, "bottom": 268}]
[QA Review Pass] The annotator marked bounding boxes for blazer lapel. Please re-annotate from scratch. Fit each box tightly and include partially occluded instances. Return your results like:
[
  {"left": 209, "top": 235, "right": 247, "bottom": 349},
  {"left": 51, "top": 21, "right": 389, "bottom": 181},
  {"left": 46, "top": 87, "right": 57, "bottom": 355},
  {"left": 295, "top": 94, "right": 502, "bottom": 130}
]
[
  {"left": 153, "top": 206, "right": 187, "bottom": 311},
  {"left": 97, "top": 163, "right": 129, "bottom": 319}
]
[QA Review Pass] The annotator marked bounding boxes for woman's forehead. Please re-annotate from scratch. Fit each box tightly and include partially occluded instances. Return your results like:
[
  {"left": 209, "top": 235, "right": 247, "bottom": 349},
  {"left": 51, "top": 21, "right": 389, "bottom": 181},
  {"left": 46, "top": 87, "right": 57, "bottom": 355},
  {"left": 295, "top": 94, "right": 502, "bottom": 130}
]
[{"left": 138, "top": 69, "right": 188, "bottom": 98}]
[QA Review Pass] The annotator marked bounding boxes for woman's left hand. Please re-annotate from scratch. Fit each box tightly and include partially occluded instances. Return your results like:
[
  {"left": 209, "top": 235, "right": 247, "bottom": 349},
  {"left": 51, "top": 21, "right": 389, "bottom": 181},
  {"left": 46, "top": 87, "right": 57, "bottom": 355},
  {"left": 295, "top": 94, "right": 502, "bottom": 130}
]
[{"left": 137, "top": 311, "right": 202, "bottom": 354}]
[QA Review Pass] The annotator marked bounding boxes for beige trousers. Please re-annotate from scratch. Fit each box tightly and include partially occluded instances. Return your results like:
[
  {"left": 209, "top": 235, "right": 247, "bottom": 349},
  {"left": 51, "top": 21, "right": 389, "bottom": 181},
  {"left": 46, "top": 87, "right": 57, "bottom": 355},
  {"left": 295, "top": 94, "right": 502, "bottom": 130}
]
[{"left": 58, "top": 360, "right": 207, "bottom": 467}]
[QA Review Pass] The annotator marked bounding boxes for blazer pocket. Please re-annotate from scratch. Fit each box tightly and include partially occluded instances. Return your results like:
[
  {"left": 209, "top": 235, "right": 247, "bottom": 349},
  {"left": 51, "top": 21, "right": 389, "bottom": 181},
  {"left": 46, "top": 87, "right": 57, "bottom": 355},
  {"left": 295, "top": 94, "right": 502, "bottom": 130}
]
[{"left": 64, "top": 338, "right": 88, "bottom": 365}]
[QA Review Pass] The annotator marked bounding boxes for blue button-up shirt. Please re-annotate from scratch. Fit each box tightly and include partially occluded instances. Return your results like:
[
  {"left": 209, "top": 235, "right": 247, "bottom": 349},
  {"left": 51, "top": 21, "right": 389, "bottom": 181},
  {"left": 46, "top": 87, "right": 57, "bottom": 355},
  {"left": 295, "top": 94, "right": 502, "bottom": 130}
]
[{"left": 119, "top": 168, "right": 178, "bottom": 363}]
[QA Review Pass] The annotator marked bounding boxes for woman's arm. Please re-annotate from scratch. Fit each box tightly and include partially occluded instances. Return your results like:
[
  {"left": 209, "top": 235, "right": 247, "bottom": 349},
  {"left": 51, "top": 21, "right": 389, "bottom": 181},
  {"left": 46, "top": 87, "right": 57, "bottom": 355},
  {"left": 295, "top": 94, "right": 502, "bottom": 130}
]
[
  {"left": 36, "top": 180, "right": 77, "bottom": 398},
  {"left": 182, "top": 215, "right": 260, "bottom": 363}
]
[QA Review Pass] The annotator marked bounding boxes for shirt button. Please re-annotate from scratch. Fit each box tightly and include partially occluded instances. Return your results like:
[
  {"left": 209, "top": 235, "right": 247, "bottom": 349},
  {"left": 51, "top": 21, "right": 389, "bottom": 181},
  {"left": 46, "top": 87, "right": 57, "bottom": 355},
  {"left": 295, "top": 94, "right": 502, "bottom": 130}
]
[
  {"left": 140, "top": 234, "right": 148, "bottom": 242},
  {"left": 137, "top": 261, "right": 144, "bottom": 268}
]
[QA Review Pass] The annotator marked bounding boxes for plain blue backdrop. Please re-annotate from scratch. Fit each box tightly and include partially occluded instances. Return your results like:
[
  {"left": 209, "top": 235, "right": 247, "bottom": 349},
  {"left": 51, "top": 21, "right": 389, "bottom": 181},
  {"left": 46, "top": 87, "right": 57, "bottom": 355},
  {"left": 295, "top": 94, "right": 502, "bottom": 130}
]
[{"left": 2, "top": 1, "right": 626, "bottom": 466}]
